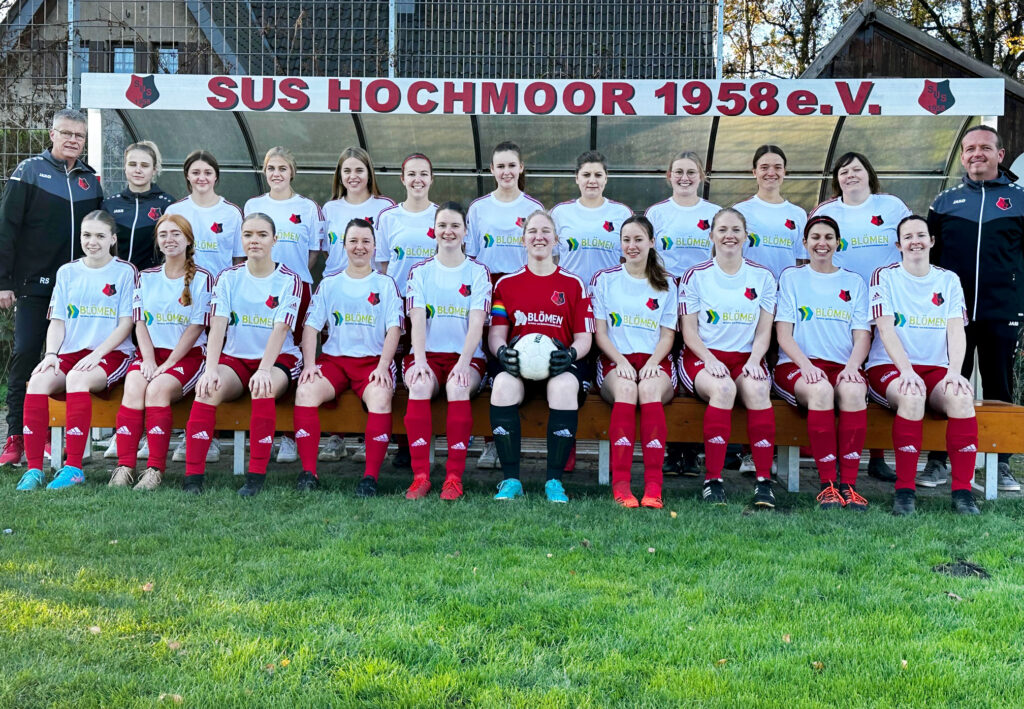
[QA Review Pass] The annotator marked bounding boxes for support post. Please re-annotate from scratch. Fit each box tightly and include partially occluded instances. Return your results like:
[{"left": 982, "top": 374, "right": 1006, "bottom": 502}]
[
  {"left": 233, "top": 432, "right": 245, "bottom": 475},
  {"left": 598, "top": 440, "right": 609, "bottom": 485},
  {"left": 779, "top": 446, "right": 800, "bottom": 492}
]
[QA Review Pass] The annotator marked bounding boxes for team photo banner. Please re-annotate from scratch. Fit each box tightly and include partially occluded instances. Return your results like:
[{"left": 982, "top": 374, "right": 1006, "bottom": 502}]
[{"left": 83, "top": 74, "right": 1004, "bottom": 117}]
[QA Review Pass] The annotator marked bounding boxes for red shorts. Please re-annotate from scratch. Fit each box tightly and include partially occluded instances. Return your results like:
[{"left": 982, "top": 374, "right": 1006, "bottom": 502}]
[
  {"left": 127, "top": 347, "right": 205, "bottom": 393},
  {"left": 317, "top": 354, "right": 396, "bottom": 398},
  {"left": 57, "top": 349, "right": 132, "bottom": 389},
  {"left": 866, "top": 364, "right": 948, "bottom": 407},
  {"left": 772, "top": 359, "right": 848, "bottom": 406},
  {"left": 596, "top": 353, "right": 675, "bottom": 388},
  {"left": 402, "top": 352, "right": 487, "bottom": 395},
  {"left": 219, "top": 352, "right": 301, "bottom": 388},
  {"left": 677, "top": 348, "right": 770, "bottom": 397}
]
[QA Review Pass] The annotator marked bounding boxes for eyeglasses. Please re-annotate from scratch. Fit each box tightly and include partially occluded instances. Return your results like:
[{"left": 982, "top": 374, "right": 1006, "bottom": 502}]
[{"left": 54, "top": 129, "right": 86, "bottom": 141}]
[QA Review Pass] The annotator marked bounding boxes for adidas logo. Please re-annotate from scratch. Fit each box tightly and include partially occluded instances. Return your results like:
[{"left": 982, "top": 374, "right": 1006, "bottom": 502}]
[
  {"left": 372, "top": 434, "right": 390, "bottom": 442},
  {"left": 259, "top": 435, "right": 273, "bottom": 444},
  {"left": 753, "top": 439, "right": 772, "bottom": 448},
  {"left": 450, "top": 441, "right": 466, "bottom": 450},
  {"left": 295, "top": 429, "right": 310, "bottom": 438},
  {"left": 613, "top": 436, "right": 632, "bottom": 447},
  {"left": 843, "top": 451, "right": 861, "bottom": 460},
  {"left": 492, "top": 426, "right": 509, "bottom": 436},
  {"left": 148, "top": 426, "right": 165, "bottom": 435},
  {"left": 817, "top": 454, "right": 836, "bottom": 463},
  {"left": 116, "top": 425, "right": 131, "bottom": 435},
  {"left": 411, "top": 437, "right": 428, "bottom": 447},
  {"left": 67, "top": 427, "right": 84, "bottom": 436},
  {"left": 22, "top": 426, "right": 32, "bottom": 435},
  {"left": 174, "top": 366, "right": 185, "bottom": 374},
  {"left": 645, "top": 440, "right": 663, "bottom": 449},
  {"left": 191, "top": 431, "right": 209, "bottom": 440},
  {"left": 959, "top": 444, "right": 977, "bottom": 453},
  {"left": 553, "top": 428, "right": 573, "bottom": 438},
  {"left": 708, "top": 436, "right": 726, "bottom": 445},
  {"left": 898, "top": 445, "right": 918, "bottom": 453},
  {"left": 702, "top": 486, "right": 715, "bottom": 499}
]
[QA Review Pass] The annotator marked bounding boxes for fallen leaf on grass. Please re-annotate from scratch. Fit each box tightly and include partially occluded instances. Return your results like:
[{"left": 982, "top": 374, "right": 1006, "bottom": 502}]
[
  {"left": 581, "top": 539, "right": 592, "bottom": 548},
  {"left": 783, "top": 634, "right": 791, "bottom": 644},
  {"left": 811, "top": 661, "right": 824, "bottom": 671},
  {"left": 141, "top": 582, "right": 154, "bottom": 592},
  {"left": 166, "top": 641, "right": 181, "bottom": 651},
  {"left": 715, "top": 658, "right": 728, "bottom": 667},
  {"left": 89, "top": 626, "right": 101, "bottom": 634},
  {"left": 546, "top": 553, "right": 553, "bottom": 558},
  {"left": 472, "top": 567, "right": 477, "bottom": 574},
  {"left": 3, "top": 528, "right": 12, "bottom": 534},
  {"left": 569, "top": 570, "right": 576, "bottom": 575},
  {"left": 647, "top": 547, "right": 656, "bottom": 554},
  {"left": 280, "top": 658, "right": 290, "bottom": 667},
  {"left": 901, "top": 659, "right": 908, "bottom": 669},
  {"left": 157, "top": 694, "right": 183, "bottom": 704},
  {"left": 109, "top": 539, "right": 118, "bottom": 545},
  {"left": 446, "top": 550, "right": 460, "bottom": 558},
  {"left": 670, "top": 511, "right": 677, "bottom": 519},
  {"left": 264, "top": 663, "right": 275, "bottom": 674},
  {"left": 946, "top": 591, "right": 963, "bottom": 601}
]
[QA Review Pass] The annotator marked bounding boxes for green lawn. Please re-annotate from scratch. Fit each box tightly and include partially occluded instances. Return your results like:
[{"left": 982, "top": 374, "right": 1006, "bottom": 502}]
[{"left": 1, "top": 466, "right": 1023, "bottom": 707}]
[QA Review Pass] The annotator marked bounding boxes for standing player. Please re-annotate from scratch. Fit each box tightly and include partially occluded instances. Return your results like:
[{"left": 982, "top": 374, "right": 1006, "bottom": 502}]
[
  {"left": 488, "top": 210, "right": 594, "bottom": 502},
  {"left": 865, "top": 215, "right": 980, "bottom": 516},
  {"left": 811, "top": 152, "right": 911, "bottom": 484},
  {"left": 733, "top": 145, "right": 807, "bottom": 280},
  {"left": 551, "top": 151, "right": 634, "bottom": 286},
  {"left": 403, "top": 202, "right": 492, "bottom": 500},
  {"left": 774, "top": 216, "right": 871, "bottom": 509},
  {"left": 591, "top": 216, "right": 677, "bottom": 508},
  {"left": 678, "top": 208, "right": 777, "bottom": 507},
  {"left": 102, "top": 141, "right": 175, "bottom": 272},
  {"left": 293, "top": 218, "right": 403, "bottom": 497},
  {"left": 16, "top": 211, "right": 137, "bottom": 490},
  {"left": 108, "top": 214, "right": 212, "bottom": 490},
  {"left": 645, "top": 150, "right": 721, "bottom": 476},
  {"left": 182, "top": 213, "right": 303, "bottom": 497}
]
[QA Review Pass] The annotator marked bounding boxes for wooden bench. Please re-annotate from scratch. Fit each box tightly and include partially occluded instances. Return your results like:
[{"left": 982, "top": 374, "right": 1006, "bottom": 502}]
[{"left": 47, "top": 386, "right": 1024, "bottom": 500}]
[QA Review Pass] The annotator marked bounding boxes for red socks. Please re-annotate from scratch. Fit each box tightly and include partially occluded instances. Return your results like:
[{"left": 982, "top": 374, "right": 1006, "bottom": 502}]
[
  {"left": 837, "top": 409, "right": 867, "bottom": 485},
  {"left": 746, "top": 407, "right": 775, "bottom": 481},
  {"left": 363, "top": 412, "right": 392, "bottom": 480},
  {"left": 404, "top": 398, "right": 432, "bottom": 480},
  {"left": 293, "top": 405, "right": 321, "bottom": 476},
  {"left": 445, "top": 400, "right": 472, "bottom": 481},
  {"left": 610, "top": 402, "right": 636, "bottom": 488},
  {"left": 64, "top": 391, "right": 92, "bottom": 468},
  {"left": 806, "top": 408, "right": 837, "bottom": 485},
  {"left": 703, "top": 405, "right": 731, "bottom": 480},
  {"left": 115, "top": 406, "right": 144, "bottom": 468},
  {"left": 145, "top": 406, "right": 173, "bottom": 471},
  {"left": 23, "top": 393, "right": 49, "bottom": 470},
  {"left": 185, "top": 401, "right": 217, "bottom": 476},
  {"left": 892, "top": 415, "right": 922, "bottom": 490},
  {"left": 639, "top": 402, "right": 666, "bottom": 498},
  {"left": 248, "top": 398, "right": 276, "bottom": 475},
  {"left": 946, "top": 416, "right": 978, "bottom": 492}
]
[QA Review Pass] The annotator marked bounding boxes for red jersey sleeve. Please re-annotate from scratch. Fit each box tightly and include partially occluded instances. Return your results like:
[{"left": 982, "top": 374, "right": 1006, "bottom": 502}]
[{"left": 490, "top": 279, "right": 510, "bottom": 326}]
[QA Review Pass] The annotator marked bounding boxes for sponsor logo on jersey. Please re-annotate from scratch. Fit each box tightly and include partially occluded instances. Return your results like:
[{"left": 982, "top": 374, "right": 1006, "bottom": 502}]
[
  {"left": 798, "top": 306, "right": 813, "bottom": 321},
  {"left": 66, "top": 304, "right": 116, "bottom": 318},
  {"left": 211, "top": 222, "right": 224, "bottom": 234},
  {"left": 427, "top": 227, "right": 435, "bottom": 238},
  {"left": 602, "top": 221, "right": 614, "bottom": 232},
  {"left": 459, "top": 284, "right": 472, "bottom": 297},
  {"left": 608, "top": 312, "right": 622, "bottom": 326},
  {"left": 918, "top": 79, "right": 955, "bottom": 115},
  {"left": 931, "top": 292, "right": 944, "bottom": 306},
  {"left": 838, "top": 289, "right": 851, "bottom": 302},
  {"left": 747, "top": 233, "right": 760, "bottom": 247},
  {"left": 551, "top": 291, "right": 565, "bottom": 306},
  {"left": 870, "top": 214, "right": 884, "bottom": 226},
  {"left": 145, "top": 310, "right": 189, "bottom": 326},
  {"left": 565, "top": 237, "right": 580, "bottom": 252},
  {"left": 289, "top": 213, "right": 301, "bottom": 224},
  {"left": 611, "top": 312, "right": 658, "bottom": 329},
  {"left": 327, "top": 231, "right": 338, "bottom": 245},
  {"left": 368, "top": 292, "right": 380, "bottom": 306},
  {"left": 892, "top": 312, "right": 907, "bottom": 327},
  {"left": 836, "top": 237, "right": 849, "bottom": 252},
  {"left": 393, "top": 246, "right": 405, "bottom": 259},
  {"left": 645, "top": 439, "right": 663, "bottom": 449},
  {"left": 125, "top": 73, "right": 160, "bottom": 108},
  {"left": 515, "top": 216, "right": 525, "bottom": 228},
  {"left": 102, "top": 283, "right": 117, "bottom": 296},
  {"left": 143, "top": 310, "right": 155, "bottom": 326},
  {"left": 997, "top": 197, "right": 1012, "bottom": 211},
  {"left": 78, "top": 177, "right": 90, "bottom": 191},
  {"left": 333, "top": 310, "right": 374, "bottom": 326},
  {"left": 425, "top": 304, "right": 436, "bottom": 318},
  {"left": 514, "top": 309, "right": 564, "bottom": 327},
  {"left": 553, "top": 428, "right": 573, "bottom": 438},
  {"left": 646, "top": 298, "right": 658, "bottom": 311},
  {"left": 660, "top": 236, "right": 673, "bottom": 250},
  {"left": 483, "top": 233, "right": 495, "bottom": 248},
  {"left": 266, "top": 295, "right": 279, "bottom": 308},
  {"left": 784, "top": 219, "right": 796, "bottom": 230},
  {"left": 697, "top": 218, "right": 710, "bottom": 230},
  {"left": 705, "top": 308, "right": 755, "bottom": 325},
  {"left": 191, "top": 430, "right": 210, "bottom": 440},
  {"left": 706, "top": 309, "right": 720, "bottom": 324},
  {"left": 744, "top": 287, "right": 757, "bottom": 301},
  {"left": 228, "top": 311, "right": 239, "bottom": 326}
]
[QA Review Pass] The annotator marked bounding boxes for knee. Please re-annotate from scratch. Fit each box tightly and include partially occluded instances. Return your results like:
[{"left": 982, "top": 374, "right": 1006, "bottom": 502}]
[
  {"left": 615, "top": 380, "right": 638, "bottom": 404},
  {"left": 64, "top": 373, "right": 90, "bottom": 393},
  {"left": 948, "top": 391, "right": 976, "bottom": 418},
  {"left": 445, "top": 380, "right": 470, "bottom": 401},
  {"left": 548, "top": 373, "right": 579, "bottom": 402},
  {"left": 144, "top": 381, "right": 174, "bottom": 407},
  {"left": 636, "top": 378, "right": 662, "bottom": 403},
  {"left": 836, "top": 382, "right": 866, "bottom": 410},
  {"left": 408, "top": 380, "right": 435, "bottom": 400},
  {"left": 363, "top": 386, "right": 392, "bottom": 412},
  {"left": 294, "top": 385, "right": 320, "bottom": 407},
  {"left": 709, "top": 379, "right": 736, "bottom": 405},
  {"left": 897, "top": 392, "right": 926, "bottom": 419},
  {"left": 805, "top": 381, "right": 834, "bottom": 409},
  {"left": 490, "top": 374, "right": 521, "bottom": 406}
]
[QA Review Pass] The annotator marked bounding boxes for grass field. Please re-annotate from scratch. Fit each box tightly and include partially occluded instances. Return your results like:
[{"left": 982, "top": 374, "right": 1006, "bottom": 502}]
[{"left": 2, "top": 460, "right": 1024, "bottom": 707}]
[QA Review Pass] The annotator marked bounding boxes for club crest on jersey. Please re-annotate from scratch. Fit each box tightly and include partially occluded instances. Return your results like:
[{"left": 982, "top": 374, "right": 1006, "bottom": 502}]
[
  {"left": 125, "top": 74, "right": 160, "bottom": 108},
  {"left": 368, "top": 291, "right": 380, "bottom": 306},
  {"left": 646, "top": 298, "right": 659, "bottom": 311},
  {"left": 918, "top": 79, "right": 955, "bottom": 115},
  {"left": 427, "top": 227, "right": 435, "bottom": 239},
  {"left": 483, "top": 233, "right": 495, "bottom": 248},
  {"left": 870, "top": 215, "right": 884, "bottom": 226},
  {"left": 602, "top": 221, "right": 614, "bottom": 232},
  {"left": 78, "top": 177, "right": 90, "bottom": 190},
  {"left": 706, "top": 309, "right": 720, "bottom": 324},
  {"left": 459, "top": 284, "right": 472, "bottom": 297},
  {"left": 211, "top": 222, "right": 223, "bottom": 234},
  {"left": 266, "top": 295, "right": 279, "bottom": 308},
  {"left": 364, "top": 216, "right": 375, "bottom": 226},
  {"left": 515, "top": 216, "right": 525, "bottom": 228},
  {"left": 102, "top": 283, "right": 117, "bottom": 296},
  {"left": 697, "top": 219, "right": 710, "bottom": 230},
  {"left": 784, "top": 219, "right": 796, "bottom": 230},
  {"left": 289, "top": 213, "right": 301, "bottom": 224},
  {"left": 565, "top": 237, "right": 580, "bottom": 252},
  {"left": 228, "top": 311, "right": 239, "bottom": 326},
  {"left": 798, "top": 306, "right": 813, "bottom": 321},
  {"left": 551, "top": 291, "right": 565, "bottom": 306},
  {"left": 744, "top": 287, "right": 757, "bottom": 300},
  {"left": 997, "top": 197, "right": 1012, "bottom": 211},
  {"left": 747, "top": 233, "right": 760, "bottom": 247},
  {"left": 838, "top": 289, "right": 851, "bottom": 302},
  {"left": 931, "top": 292, "right": 944, "bottom": 306},
  {"left": 148, "top": 207, "right": 162, "bottom": 221},
  {"left": 608, "top": 312, "right": 623, "bottom": 326}
]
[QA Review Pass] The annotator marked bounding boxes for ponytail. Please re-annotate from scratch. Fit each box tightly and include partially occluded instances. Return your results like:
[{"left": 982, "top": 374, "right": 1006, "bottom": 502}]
[
  {"left": 152, "top": 213, "right": 197, "bottom": 305},
  {"left": 181, "top": 255, "right": 197, "bottom": 307},
  {"left": 621, "top": 215, "right": 669, "bottom": 292}
]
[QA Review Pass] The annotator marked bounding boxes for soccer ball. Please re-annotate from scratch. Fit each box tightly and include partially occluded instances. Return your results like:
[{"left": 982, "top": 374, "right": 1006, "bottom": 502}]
[{"left": 516, "top": 333, "right": 559, "bottom": 381}]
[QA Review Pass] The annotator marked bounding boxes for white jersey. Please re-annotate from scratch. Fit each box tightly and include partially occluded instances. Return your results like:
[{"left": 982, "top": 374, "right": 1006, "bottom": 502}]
[
  {"left": 552, "top": 198, "right": 634, "bottom": 285},
  {"left": 679, "top": 258, "right": 777, "bottom": 353},
  {"left": 406, "top": 257, "right": 492, "bottom": 359},
  {"left": 590, "top": 265, "right": 679, "bottom": 356},
  {"left": 645, "top": 198, "right": 721, "bottom": 277},
  {"left": 810, "top": 194, "right": 912, "bottom": 284},
  {"left": 165, "top": 196, "right": 244, "bottom": 276},
  {"left": 305, "top": 269, "right": 404, "bottom": 358},
  {"left": 211, "top": 263, "right": 303, "bottom": 361},
  {"left": 733, "top": 196, "right": 808, "bottom": 279},
  {"left": 243, "top": 194, "right": 325, "bottom": 284},
  {"left": 775, "top": 265, "right": 869, "bottom": 366},
  {"left": 321, "top": 195, "right": 396, "bottom": 274},
  {"left": 134, "top": 265, "right": 213, "bottom": 351},
  {"left": 466, "top": 192, "right": 544, "bottom": 274},
  {"left": 375, "top": 202, "right": 439, "bottom": 293},
  {"left": 867, "top": 263, "right": 967, "bottom": 369},
  {"left": 48, "top": 258, "right": 138, "bottom": 356}
]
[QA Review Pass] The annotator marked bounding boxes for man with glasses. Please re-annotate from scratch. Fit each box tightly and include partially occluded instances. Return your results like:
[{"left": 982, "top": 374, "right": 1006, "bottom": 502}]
[{"left": 0, "top": 108, "right": 104, "bottom": 465}]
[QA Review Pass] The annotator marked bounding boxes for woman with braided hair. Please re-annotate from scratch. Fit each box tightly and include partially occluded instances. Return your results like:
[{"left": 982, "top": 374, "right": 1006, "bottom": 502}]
[{"left": 107, "top": 214, "right": 213, "bottom": 489}]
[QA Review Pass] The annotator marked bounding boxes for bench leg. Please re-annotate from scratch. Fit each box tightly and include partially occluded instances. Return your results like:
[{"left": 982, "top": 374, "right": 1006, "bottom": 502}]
[
  {"left": 87, "top": 427, "right": 97, "bottom": 462},
  {"left": 233, "top": 431, "right": 245, "bottom": 476},
  {"left": 984, "top": 453, "right": 999, "bottom": 501},
  {"left": 429, "top": 435, "right": 435, "bottom": 468},
  {"left": 50, "top": 427, "right": 63, "bottom": 472},
  {"left": 598, "top": 440, "right": 609, "bottom": 485},
  {"left": 779, "top": 446, "right": 800, "bottom": 493}
]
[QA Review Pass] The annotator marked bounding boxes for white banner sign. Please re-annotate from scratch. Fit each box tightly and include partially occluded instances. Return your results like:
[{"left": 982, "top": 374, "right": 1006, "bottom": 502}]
[{"left": 83, "top": 74, "right": 1003, "bottom": 117}]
